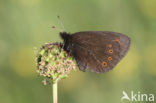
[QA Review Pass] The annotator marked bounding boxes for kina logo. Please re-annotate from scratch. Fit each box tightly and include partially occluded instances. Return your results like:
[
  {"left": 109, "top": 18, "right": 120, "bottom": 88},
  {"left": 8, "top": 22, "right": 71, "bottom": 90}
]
[{"left": 121, "top": 91, "right": 154, "bottom": 102}]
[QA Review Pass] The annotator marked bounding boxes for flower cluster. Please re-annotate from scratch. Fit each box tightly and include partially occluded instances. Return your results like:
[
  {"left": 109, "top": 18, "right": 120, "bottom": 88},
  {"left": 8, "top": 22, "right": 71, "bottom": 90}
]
[{"left": 36, "top": 43, "right": 76, "bottom": 85}]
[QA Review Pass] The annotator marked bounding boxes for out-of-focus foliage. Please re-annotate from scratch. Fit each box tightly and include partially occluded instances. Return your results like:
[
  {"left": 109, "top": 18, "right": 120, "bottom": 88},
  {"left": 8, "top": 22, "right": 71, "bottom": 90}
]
[{"left": 0, "top": 0, "right": 156, "bottom": 103}]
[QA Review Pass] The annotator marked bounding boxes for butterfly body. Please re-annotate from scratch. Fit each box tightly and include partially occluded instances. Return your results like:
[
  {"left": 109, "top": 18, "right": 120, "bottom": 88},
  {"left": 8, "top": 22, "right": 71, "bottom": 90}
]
[{"left": 60, "top": 31, "right": 131, "bottom": 73}]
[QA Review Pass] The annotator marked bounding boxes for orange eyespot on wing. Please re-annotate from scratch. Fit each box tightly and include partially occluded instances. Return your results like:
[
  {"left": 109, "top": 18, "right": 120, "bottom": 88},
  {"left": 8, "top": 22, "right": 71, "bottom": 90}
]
[
  {"left": 107, "top": 44, "right": 112, "bottom": 48},
  {"left": 101, "top": 61, "right": 108, "bottom": 67},
  {"left": 114, "top": 38, "right": 121, "bottom": 45},
  {"left": 108, "top": 49, "right": 113, "bottom": 54},
  {"left": 108, "top": 56, "right": 112, "bottom": 61}
]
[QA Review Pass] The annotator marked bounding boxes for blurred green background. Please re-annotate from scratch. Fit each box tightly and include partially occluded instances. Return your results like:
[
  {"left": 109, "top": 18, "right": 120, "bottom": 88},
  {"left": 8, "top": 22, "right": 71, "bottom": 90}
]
[{"left": 0, "top": 0, "right": 156, "bottom": 103}]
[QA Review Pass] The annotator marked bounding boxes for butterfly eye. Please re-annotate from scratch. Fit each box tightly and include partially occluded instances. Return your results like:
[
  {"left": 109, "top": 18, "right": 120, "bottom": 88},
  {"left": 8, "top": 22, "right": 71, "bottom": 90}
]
[
  {"left": 101, "top": 61, "right": 107, "bottom": 67},
  {"left": 108, "top": 49, "right": 113, "bottom": 54},
  {"left": 108, "top": 56, "right": 112, "bottom": 61}
]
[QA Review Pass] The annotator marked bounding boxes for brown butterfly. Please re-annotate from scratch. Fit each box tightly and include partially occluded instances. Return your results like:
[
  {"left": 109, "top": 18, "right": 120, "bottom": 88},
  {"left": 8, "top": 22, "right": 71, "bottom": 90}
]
[{"left": 60, "top": 31, "right": 131, "bottom": 73}]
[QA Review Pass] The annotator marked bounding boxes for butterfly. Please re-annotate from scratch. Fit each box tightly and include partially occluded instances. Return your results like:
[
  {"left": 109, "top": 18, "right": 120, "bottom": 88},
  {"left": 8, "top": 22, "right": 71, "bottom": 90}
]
[{"left": 60, "top": 31, "right": 131, "bottom": 73}]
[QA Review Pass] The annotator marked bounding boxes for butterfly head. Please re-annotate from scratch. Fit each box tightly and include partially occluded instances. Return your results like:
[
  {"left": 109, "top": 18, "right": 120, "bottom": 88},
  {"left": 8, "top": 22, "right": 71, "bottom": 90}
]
[
  {"left": 60, "top": 32, "right": 71, "bottom": 41},
  {"left": 60, "top": 32, "right": 72, "bottom": 53}
]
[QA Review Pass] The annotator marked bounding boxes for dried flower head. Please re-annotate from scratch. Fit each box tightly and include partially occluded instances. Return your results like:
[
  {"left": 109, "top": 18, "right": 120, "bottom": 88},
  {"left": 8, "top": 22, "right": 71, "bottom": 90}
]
[{"left": 36, "top": 42, "right": 76, "bottom": 84}]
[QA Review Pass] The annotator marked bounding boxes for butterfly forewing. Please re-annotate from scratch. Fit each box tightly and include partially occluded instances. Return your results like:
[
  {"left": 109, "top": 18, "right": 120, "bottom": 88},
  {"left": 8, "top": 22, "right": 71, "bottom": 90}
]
[{"left": 71, "top": 31, "right": 130, "bottom": 73}]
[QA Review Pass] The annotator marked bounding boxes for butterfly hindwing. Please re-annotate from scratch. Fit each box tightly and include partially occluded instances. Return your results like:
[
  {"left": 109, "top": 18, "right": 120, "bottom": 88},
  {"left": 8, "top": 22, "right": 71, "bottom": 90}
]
[{"left": 70, "top": 31, "right": 130, "bottom": 73}]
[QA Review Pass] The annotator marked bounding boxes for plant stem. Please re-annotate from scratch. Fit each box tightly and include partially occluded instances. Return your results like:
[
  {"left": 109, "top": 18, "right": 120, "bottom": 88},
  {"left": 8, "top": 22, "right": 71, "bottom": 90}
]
[{"left": 53, "top": 81, "right": 58, "bottom": 103}]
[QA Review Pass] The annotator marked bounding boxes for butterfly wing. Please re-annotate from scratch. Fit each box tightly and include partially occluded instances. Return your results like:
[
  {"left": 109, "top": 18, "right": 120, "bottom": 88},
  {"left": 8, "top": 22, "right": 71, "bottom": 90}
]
[{"left": 71, "top": 31, "right": 130, "bottom": 73}]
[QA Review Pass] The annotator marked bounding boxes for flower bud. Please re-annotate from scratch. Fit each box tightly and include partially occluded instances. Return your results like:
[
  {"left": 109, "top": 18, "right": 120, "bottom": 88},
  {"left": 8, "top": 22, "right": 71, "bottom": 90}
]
[{"left": 36, "top": 43, "right": 76, "bottom": 84}]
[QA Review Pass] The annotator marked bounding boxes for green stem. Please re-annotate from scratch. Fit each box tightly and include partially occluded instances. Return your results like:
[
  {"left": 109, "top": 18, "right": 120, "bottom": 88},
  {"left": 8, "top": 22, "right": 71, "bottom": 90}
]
[{"left": 53, "top": 81, "right": 58, "bottom": 103}]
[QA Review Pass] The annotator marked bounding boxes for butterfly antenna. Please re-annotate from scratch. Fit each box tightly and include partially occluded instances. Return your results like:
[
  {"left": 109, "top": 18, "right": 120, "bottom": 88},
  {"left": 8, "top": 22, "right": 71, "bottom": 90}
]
[{"left": 57, "top": 15, "right": 66, "bottom": 32}]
